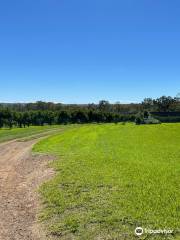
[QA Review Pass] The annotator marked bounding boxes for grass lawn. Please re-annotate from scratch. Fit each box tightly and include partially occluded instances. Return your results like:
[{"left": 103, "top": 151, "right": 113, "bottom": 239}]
[
  {"left": 0, "top": 125, "right": 72, "bottom": 143},
  {"left": 33, "top": 123, "right": 180, "bottom": 240}
]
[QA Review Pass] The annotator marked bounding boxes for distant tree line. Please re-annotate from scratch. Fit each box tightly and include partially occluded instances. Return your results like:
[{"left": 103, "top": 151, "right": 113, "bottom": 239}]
[
  {"left": 142, "top": 95, "right": 180, "bottom": 112},
  {"left": 0, "top": 108, "right": 136, "bottom": 129},
  {"left": 0, "top": 95, "right": 179, "bottom": 128}
]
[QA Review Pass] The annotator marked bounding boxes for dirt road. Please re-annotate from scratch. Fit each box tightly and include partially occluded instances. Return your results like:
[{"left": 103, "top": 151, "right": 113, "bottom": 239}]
[{"left": 0, "top": 139, "right": 53, "bottom": 240}]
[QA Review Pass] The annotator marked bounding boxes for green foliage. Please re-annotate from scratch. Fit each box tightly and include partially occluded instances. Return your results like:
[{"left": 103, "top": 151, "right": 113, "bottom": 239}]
[
  {"left": 0, "top": 109, "right": 137, "bottom": 128},
  {"left": 135, "top": 112, "right": 161, "bottom": 125},
  {"left": 0, "top": 95, "right": 180, "bottom": 128},
  {"left": 142, "top": 95, "right": 179, "bottom": 112},
  {"left": 135, "top": 116, "right": 143, "bottom": 125},
  {"left": 34, "top": 123, "right": 180, "bottom": 239},
  {"left": 135, "top": 112, "right": 144, "bottom": 125}
]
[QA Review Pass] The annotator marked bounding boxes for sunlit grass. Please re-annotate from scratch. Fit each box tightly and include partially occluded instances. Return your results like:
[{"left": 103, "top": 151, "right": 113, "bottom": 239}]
[
  {"left": 0, "top": 125, "right": 69, "bottom": 143},
  {"left": 34, "top": 123, "right": 180, "bottom": 239}
]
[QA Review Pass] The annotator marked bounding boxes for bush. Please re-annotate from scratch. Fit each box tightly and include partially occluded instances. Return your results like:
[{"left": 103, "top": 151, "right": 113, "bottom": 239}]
[{"left": 135, "top": 117, "right": 144, "bottom": 125}]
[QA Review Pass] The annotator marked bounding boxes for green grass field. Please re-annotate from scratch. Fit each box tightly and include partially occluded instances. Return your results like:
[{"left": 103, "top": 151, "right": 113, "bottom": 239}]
[
  {"left": 0, "top": 125, "right": 71, "bottom": 143},
  {"left": 33, "top": 123, "right": 180, "bottom": 240}
]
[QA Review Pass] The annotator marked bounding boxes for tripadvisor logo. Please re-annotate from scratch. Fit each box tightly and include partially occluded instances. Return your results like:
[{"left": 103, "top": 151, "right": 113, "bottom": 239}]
[
  {"left": 135, "top": 227, "right": 173, "bottom": 236},
  {"left": 135, "top": 227, "right": 143, "bottom": 236}
]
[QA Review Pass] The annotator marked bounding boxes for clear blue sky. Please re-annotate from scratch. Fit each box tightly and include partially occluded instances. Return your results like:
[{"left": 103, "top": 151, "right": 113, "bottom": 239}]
[{"left": 0, "top": 0, "right": 179, "bottom": 103}]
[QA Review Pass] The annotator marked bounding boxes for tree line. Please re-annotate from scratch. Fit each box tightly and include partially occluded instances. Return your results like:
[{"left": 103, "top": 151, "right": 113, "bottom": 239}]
[
  {"left": 0, "top": 95, "right": 179, "bottom": 128},
  {"left": 0, "top": 108, "right": 136, "bottom": 129},
  {"left": 142, "top": 95, "right": 180, "bottom": 112},
  {"left": 1, "top": 95, "right": 180, "bottom": 113}
]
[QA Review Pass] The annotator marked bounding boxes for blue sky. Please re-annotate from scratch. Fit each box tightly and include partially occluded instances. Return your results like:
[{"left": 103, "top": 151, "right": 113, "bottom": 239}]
[{"left": 0, "top": 0, "right": 179, "bottom": 103}]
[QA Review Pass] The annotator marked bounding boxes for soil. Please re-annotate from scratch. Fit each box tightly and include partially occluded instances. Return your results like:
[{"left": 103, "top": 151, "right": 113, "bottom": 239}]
[{"left": 0, "top": 139, "right": 54, "bottom": 240}]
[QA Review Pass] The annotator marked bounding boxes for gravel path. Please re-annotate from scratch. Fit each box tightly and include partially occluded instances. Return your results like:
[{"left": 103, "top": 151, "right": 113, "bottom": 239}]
[{"left": 0, "top": 139, "right": 53, "bottom": 240}]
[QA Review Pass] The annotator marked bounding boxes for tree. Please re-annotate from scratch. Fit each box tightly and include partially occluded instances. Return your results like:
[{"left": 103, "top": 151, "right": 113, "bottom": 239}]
[
  {"left": 0, "top": 110, "right": 4, "bottom": 128},
  {"left": 44, "top": 111, "right": 54, "bottom": 125},
  {"left": 22, "top": 112, "right": 32, "bottom": 127},
  {"left": 143, "top": 111, "right": 149, "bottom": 118},
  {"left": 57, "top": 111, "right": 71, "bottom": 124},
  {"left": 142, "top": 98, "right": 154, "bottom": 111},
  {"left": 71, "top": 111, "right": 88, "bottom": 123},
  {"left": 98, "top": 100, "right": 111, "bottom": 112},
  {"left": 4, "top": 109, "right": 13, "bottom": 129},
  {"left": 155, "top": 96, "right": 175, "bottom": 112},
  {"left": 13, "top": 112, "right": 23, "bottom": 128}
]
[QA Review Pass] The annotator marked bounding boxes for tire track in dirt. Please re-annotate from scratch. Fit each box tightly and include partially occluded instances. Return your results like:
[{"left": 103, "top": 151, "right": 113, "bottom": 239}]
[{"left": 0, "top": 139, "right": 54, "bottom": 240}]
